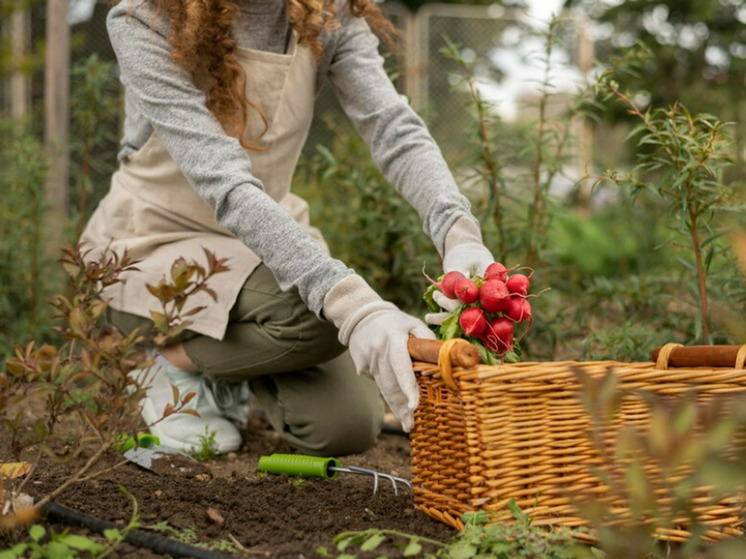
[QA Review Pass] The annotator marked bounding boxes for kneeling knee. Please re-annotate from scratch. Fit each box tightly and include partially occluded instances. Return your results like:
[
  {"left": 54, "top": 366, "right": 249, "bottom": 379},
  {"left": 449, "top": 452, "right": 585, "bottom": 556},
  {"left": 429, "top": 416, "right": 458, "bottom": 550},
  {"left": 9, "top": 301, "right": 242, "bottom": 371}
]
[{"left": 299, "top": 394, "right": 384, "bottom": 457}]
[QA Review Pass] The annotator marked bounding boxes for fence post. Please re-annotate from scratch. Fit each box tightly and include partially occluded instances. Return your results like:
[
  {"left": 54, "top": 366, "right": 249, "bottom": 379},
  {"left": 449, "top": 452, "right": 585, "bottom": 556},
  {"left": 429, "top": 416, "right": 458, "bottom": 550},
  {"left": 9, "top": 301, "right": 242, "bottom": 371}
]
[
  {"left": 44, "top": 0, "right": 71, "bottom": 245},
  {"left": 403, "top": 11, "right": 422, "bottom": 111},
  {"left": 10, "top": 6, "right": 31, "bottom": 121}
]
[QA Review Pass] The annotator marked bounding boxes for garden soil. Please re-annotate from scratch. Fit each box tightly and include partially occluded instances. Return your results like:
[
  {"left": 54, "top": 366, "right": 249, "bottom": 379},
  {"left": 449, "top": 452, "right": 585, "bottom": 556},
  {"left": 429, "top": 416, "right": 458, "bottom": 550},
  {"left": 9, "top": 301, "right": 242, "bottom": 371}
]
[{"left": 1, "top": 412, "right": 456, "bottom": 558}]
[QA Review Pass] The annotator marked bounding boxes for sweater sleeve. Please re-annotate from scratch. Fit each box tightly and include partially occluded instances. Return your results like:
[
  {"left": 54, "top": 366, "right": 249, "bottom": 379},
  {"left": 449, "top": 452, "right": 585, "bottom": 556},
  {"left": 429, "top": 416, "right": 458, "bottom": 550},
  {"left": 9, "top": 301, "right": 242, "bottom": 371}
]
[
  {"left": 326, "top": 9, "right": 480, "bottom": 257},
  {"left": 106, "top": 0, "right": 354, "bottom": 317}
]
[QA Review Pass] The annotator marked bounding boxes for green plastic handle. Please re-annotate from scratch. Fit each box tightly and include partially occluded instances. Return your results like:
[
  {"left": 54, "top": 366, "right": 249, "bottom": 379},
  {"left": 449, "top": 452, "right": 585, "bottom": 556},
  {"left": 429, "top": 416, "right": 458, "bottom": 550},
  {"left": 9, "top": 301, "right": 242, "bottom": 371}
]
[{"left": 257, "top": 453, "right": 341, "bottom": 480}]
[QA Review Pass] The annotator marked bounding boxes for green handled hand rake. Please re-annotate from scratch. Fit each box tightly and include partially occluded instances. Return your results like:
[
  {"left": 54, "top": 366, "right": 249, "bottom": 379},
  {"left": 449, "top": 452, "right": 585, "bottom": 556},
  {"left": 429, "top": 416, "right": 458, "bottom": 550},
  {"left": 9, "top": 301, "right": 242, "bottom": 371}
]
[{"left": 258, "top": 453, "right": 411, "bottom": 495}]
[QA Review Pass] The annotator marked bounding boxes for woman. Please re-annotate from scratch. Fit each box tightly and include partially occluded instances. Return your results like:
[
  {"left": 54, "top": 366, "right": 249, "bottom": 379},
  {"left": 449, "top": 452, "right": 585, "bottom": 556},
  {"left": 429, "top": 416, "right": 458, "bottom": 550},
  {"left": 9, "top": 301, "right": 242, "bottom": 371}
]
[{"left": 80, "top": 0, "right": 494, "bottom": 456}]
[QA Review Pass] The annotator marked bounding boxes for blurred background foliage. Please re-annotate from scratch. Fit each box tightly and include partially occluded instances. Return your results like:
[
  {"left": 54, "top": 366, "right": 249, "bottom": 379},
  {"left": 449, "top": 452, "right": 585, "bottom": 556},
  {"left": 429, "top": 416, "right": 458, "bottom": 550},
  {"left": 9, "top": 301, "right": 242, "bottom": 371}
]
[{"left": 563, "top": 0, "right": 746, "bottom": 181}]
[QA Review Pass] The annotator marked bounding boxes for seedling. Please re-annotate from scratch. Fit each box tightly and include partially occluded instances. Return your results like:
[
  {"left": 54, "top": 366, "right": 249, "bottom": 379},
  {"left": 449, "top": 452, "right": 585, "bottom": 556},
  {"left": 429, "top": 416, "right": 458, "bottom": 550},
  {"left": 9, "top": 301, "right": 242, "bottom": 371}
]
[{"left": 189, "top": 427, "right": 220, "bottom": 462}]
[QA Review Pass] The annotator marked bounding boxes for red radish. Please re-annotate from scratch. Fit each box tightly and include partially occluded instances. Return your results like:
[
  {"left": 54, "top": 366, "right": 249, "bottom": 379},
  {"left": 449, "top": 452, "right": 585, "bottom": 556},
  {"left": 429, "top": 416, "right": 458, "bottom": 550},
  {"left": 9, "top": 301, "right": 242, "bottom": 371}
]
[
  {"left": 506, "top": 273, "right": 530, "bottom": 296},
  {"left": 484, "top": 262, "right": 509, "bottom": 282},
  {"left": 440, "top": 271, "right": 465, "bottom": 299},
  {"left": 483, "top": 317, "right": 514, "bottom": 354},
  {"left": 454, "top": 278, "right": 479, "bottom": 304},
  {"left": 479, "top": 279, "right": 510, "bottom": 313},
  {"left": 459, "top": 307, "right": 487, "bottom": 337},
  {"left": 505, "top": 296, "right": 532, "bottom": 323}
]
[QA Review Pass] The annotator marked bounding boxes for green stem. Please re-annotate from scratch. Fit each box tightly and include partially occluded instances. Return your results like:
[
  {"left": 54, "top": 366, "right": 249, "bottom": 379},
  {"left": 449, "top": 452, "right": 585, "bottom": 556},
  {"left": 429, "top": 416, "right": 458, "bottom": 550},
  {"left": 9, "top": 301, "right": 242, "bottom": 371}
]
[
  {"left": 528, "top": 90, "right": 548, "bottom": 269},
  {"left": 687, "top": 200, "right": 710, "bottom": 342},
  {"left": 527, "top": 23, "right": 557, "bottom": 268},
  {"left": 459, "top": 59, "right": 505, "bottom": 260}
]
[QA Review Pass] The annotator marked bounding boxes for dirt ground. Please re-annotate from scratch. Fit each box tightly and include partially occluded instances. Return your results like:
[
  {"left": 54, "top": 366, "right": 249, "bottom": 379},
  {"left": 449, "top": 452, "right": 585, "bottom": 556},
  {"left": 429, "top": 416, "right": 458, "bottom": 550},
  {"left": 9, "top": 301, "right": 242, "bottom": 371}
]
[{"left": 1, "top": 412, "right": 456, "bottom": 558}]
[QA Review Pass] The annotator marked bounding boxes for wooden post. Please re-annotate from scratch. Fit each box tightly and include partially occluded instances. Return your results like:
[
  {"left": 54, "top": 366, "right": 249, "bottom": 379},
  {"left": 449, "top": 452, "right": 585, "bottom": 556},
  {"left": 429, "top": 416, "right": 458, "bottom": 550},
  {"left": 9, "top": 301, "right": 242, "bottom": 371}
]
[
  {"left": 10, "top": 6, "right": 31, "bottom": 120},
  {"left": 44, "top": 0, "right": 71, "bottom": 244},
  {"left": 404, "top": 11, "right": 421, "bottom": 111}
]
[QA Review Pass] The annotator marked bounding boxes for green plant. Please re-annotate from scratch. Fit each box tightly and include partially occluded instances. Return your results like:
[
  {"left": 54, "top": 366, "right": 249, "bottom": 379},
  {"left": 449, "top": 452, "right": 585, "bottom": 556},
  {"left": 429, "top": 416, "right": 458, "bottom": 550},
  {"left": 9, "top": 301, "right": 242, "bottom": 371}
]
[
  {"left": 579, "top": 319, "right": 671, "bottom": 362},
  {"left": 289, "top": 477, "right": 306, "bottom": 489},
  {"left": 147, "top": 521, "right": 244, "bottom": 554},
  {"left": 0, "top": 122, "right": 57, "bottom": 361},
  {"left": 0, "top": 524, "right": 104, "bottom": 559},
  {"left": 439, "top": 18, "right": 585, "bottom": 270},
  {"left": 592, "top": 44, "right": 744, "bottom": 342},
  {"left": 328, "top": 502, "right": 584, "bottom": 559},
  {"left": 189, "top": 427, "right": 219, "bottom": 462}
]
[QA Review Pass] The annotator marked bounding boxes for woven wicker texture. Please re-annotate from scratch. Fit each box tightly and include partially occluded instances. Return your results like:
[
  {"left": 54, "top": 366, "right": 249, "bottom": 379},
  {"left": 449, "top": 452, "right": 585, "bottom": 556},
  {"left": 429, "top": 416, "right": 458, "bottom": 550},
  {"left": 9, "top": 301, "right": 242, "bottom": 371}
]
[{"left": 411, "top": 341, "right": 746, "bottom": 541}]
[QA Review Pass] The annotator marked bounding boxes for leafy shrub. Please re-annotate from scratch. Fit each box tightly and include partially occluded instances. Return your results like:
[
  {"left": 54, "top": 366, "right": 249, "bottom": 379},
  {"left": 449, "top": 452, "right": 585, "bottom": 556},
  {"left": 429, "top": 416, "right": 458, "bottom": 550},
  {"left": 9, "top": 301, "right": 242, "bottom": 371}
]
[{"left": 0, "top": 122, "right": 58, "bottom": 360}]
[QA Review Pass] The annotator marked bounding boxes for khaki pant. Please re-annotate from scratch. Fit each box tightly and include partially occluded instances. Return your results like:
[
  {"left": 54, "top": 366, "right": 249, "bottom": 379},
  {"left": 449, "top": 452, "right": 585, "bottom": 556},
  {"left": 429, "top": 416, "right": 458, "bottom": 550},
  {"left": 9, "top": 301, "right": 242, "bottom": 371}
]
[{"left": 108, "top": 264, "right": 384, "bottom": 456}]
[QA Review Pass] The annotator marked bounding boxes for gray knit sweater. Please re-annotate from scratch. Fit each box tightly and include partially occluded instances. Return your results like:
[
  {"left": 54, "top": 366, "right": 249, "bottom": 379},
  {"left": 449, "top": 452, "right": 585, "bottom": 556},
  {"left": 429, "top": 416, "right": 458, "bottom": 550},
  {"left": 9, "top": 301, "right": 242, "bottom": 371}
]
[{"left": 107, "top": 0, "right": 479, "bottom": 323}]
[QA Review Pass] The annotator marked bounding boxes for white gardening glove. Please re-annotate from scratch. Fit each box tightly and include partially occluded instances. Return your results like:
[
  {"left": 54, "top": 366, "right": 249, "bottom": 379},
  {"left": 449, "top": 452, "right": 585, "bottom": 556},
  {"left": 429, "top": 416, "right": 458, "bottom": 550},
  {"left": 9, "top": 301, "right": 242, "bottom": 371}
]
[
  {"left": 337, "top": 301, "right": 435, "bottom": 432},
  {"left": 442, "top": 242, "right": 495, "bottom": 279},
  {"left": 442, "top": 217, "right": 494, "bottom": 277},
  {"left": 424, "top": 291, "right": 461, "bottom": 326},
  {"left": 427, "top": 217, "right": 494, "bottom": 326}
]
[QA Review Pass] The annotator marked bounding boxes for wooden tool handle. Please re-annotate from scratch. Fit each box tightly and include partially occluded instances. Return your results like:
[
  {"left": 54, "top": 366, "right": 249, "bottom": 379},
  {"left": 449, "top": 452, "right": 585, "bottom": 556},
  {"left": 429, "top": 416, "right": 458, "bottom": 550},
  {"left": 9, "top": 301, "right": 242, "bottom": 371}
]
[
  {"left": 651, "top": 345, "right": 746, "bottom": 368},
  {"left": 407, "top": 337, "right": 481, "bottom": 368}
]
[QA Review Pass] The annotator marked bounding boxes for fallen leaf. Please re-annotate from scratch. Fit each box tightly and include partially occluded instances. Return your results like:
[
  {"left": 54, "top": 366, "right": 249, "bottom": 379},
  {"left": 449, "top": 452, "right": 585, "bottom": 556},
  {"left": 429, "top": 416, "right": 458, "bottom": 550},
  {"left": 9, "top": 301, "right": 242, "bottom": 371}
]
[
  {"left": 207, "top": 507, "right": 224, "bottom": 525},
  {"left": 0, "top": 462, "right": 32, "bottom": 479}
]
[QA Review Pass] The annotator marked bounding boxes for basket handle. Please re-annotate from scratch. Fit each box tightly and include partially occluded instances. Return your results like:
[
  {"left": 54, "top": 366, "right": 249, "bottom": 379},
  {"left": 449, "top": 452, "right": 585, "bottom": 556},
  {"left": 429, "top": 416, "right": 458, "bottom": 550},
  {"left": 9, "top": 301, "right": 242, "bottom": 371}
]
[
  {"left": 652, "top": 344, "right": 746, "bottom": 369},
  {"left": 408, "top": 337, "right": 480, "bottom": 392},
  {"left": 407, "top": 336, "right": 481, "bottom": 368}
]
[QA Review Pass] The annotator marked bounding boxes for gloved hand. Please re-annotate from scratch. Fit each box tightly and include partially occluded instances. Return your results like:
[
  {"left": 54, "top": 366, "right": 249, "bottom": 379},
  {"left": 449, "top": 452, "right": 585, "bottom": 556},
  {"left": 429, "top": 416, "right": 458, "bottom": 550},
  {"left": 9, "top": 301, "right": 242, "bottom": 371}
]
[
  {"left": 442, "top": 241, "right": 495, "bottom": 279},
  {"left": 424, "top": 290, "right": 461, "bottom": 326},
  {"left": 339, "top": 301, "right": 436, "bottom": 432},
  {"left": 427, "top": 242, "right": 494, "bottom": 328},
  {"left": 428, "top": 218, "right": 494, "bottom": 326}
]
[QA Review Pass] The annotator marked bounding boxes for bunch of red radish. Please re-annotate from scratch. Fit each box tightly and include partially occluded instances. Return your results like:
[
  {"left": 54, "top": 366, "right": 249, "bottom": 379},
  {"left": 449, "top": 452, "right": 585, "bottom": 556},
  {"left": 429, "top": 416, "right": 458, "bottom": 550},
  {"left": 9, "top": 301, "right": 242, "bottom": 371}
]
[{"left": 431, "top": 262, "right": 535, "bottom": 358}]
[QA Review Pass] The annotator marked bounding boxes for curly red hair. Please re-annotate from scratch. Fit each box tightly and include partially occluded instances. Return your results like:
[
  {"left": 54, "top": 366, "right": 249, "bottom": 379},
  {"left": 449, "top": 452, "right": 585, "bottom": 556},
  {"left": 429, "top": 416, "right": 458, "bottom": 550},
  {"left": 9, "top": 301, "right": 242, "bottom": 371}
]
[{"left": 126, "top": 0, "right": 397, "bottom": 150}]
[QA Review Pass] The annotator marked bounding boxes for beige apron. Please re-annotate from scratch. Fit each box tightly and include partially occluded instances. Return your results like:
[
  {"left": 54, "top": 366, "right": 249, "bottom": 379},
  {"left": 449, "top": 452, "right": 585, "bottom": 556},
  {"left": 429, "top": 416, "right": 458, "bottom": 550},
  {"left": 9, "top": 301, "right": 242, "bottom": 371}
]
[{"left": 81, "top": 33, "right": 326, "bottom": 340}]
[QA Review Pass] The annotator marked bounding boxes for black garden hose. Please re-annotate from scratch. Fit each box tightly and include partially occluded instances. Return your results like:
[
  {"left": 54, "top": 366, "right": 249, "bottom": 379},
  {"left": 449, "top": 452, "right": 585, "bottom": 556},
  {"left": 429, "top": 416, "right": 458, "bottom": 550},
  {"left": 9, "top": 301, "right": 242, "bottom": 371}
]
[{"left": 41, "top": 500, "right": 237, "bottom": 559}]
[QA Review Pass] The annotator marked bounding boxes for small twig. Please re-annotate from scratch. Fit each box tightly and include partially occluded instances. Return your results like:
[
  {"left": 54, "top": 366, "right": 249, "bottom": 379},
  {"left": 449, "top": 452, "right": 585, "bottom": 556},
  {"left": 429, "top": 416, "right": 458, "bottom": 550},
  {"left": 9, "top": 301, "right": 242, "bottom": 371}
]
[
  {"left": 76, "top": 457, "right": 131, "bottom": 484},
  {"left": 10, "top": 448, "right": 42, "bottom": 500},
  {"left": 228, "top": 533, "right": 250, "bottom": 553}
]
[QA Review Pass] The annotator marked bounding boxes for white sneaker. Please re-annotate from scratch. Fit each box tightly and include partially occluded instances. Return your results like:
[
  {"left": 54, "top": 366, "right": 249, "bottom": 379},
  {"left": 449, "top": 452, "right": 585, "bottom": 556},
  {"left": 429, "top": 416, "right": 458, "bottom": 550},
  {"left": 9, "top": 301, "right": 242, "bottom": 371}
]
[{"left": 128, "top": 362, "right": 242, "bottom": 454}]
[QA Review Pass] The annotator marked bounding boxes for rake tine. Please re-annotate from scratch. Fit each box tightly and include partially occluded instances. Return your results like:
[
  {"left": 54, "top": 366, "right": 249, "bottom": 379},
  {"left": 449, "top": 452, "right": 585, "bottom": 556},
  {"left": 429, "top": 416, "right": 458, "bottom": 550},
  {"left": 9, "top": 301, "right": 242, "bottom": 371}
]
[
  {"left": 383, "top": 473, "right": 412, "bottom": 494},
  {"left": 340, "top": 466, "right": 412, "bottom": 495},
  {"left": 392, "top": 475, "right": 412, "bottom": 492},
  {"left": 332, "top": 466, "right": 377, "bottom": 494},
  {"left": 352, "top": 466, "right": 391, "bottom": 495}
]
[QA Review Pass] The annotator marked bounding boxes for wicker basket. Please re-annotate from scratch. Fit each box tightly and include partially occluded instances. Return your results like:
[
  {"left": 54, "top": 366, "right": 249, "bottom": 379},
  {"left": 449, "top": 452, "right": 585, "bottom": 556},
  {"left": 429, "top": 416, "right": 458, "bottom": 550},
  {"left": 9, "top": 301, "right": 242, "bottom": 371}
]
[{"left": 410, "top": 340, "right": 746, "bottom": 541}]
